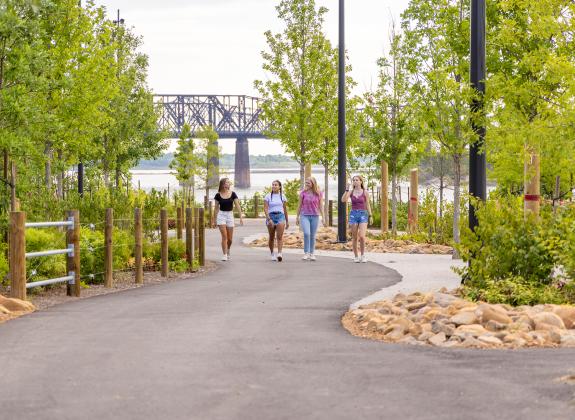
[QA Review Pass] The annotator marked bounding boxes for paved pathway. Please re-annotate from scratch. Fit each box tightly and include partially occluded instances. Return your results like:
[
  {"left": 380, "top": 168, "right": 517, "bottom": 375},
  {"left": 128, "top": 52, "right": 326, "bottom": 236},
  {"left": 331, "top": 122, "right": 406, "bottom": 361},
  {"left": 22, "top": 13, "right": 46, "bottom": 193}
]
[{"left": 0, "top": 221, "right": 574, "bottom": 419}]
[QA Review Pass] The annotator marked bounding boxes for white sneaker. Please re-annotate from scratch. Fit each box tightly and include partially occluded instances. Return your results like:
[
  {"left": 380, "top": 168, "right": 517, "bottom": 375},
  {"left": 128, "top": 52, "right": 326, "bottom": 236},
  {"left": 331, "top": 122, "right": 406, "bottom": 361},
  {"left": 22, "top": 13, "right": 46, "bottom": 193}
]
[
  {"left": 271, "top": 253, "right": 277, "bottom": 261},
  {"left": 277, "top": 253, "right": 283, "bottom": 262},
  {"left": 353, "top": 256, "right": 360, "bottom": 263},
  {"left": 221, "top": 254, "right": 228, "bottom": 261},
  {"left": 302, "top": 253, "right": 309, "bottom": 261},
  {"left": 361, "top": 255, "right": 368, "bottom": 263},
  {"left": 309, "top": 254, "right": 317, "bottom": 261}
]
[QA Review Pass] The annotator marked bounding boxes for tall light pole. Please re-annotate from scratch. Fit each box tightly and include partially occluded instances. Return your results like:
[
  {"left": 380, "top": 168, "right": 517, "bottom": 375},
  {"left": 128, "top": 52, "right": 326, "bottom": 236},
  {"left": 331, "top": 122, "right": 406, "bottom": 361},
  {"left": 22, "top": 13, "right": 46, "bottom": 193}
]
[
  {"left": 469, "top": 0, "right": 486, "bottom": 230},
  {"left": 337, "top": 0, "right": 346, "bottom": 242}
]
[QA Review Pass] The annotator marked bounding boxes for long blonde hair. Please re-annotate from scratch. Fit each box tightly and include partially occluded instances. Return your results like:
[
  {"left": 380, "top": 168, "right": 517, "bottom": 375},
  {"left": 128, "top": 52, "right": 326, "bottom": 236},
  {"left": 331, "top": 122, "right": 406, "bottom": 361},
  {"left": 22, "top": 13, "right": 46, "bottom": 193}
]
[{"left": 306, "top": 177, "right": 320, "bottom": 196}]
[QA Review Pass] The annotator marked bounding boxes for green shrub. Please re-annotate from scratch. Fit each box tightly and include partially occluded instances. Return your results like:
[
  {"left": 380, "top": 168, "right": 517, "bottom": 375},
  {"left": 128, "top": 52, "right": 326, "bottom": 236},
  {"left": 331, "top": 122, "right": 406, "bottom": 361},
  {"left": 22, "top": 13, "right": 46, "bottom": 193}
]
[
  {"left": 456, "top": 196, "right": 575, "bottom": 305},
  {"left": 25, "top": 228, "right": 67, "bottom": 283}
]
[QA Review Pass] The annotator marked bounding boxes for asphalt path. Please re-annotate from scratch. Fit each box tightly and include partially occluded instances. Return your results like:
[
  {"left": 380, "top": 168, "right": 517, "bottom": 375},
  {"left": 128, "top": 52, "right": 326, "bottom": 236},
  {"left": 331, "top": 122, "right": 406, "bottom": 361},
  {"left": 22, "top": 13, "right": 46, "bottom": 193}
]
[{"left": 0, "top": 221, "right": 574, "bottom": 419}]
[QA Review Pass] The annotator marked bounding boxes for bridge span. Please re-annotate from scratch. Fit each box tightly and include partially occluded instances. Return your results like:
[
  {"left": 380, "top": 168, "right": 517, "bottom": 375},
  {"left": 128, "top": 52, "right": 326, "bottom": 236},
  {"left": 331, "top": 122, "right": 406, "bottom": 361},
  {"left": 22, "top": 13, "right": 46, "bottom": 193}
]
[{"left": 154, "top": 94, "right": 270, "bottom": 188}]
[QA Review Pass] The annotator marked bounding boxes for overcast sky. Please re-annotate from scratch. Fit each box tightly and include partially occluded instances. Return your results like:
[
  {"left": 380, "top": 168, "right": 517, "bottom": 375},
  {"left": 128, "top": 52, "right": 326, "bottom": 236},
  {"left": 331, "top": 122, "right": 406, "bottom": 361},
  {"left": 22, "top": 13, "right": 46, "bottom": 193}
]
[{"left": 95, "top": 0, "right": 411, "bottom": 154}]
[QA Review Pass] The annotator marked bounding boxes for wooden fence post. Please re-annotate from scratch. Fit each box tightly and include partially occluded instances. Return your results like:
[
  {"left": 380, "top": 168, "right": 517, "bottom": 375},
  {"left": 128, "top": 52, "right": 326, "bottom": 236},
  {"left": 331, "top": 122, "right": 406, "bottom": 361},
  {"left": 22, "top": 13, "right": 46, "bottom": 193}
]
[
  {"left": 161, "top": 208, "right": 168, "bottom": 277},
  {"left": 381, "top": 161, "right": 389, "bottom": 234},
  {"left": 304, "top": 162, "right": 312, "bottom": 179},
  {"left": 66, "top": 210, "right": 80, "bottom": 297},
  {"left": 9, "top": 211, "right": 26, "bottom": 300},
  {"left": 198, "top": 207, "right": 205, "bottom": 266},
  {"left": 185, "top": 207, "right": 194, "bottom": 271},
  {"left": 328, "top": 200, "right": 333, "bottom": 227},
  {"left": 194, "top": 207, "right": 200, "bottom": 263},
  {"left": 104, "top": 208, "right": 113, "bottom": 288},
  {"left": 524, "top": 152, "right": 540, "bottom": 218},
  {"left": 134, "top": 208, "right": 143, "bottom": 284},
  {"left": 409, "top": 169, "right": 419, "bottom": 232},
  {"left": 176, "top": 206, "right": 183, "bottom": 240}
]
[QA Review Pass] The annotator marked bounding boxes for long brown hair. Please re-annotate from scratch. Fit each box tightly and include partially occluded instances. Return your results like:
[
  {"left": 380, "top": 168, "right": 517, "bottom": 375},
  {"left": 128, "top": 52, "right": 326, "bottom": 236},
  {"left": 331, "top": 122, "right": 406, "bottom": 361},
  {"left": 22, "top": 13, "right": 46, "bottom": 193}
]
[
  {"left": 352, "top": 175, "right": 365, "bottom": 191},
  {"left": 306, "top": 177, "right": 320, "bottom": 196},
  {"left": 218, "top": 178, "right": 230, "bottom": 193},
  {"left": 271, "top": 180, "right": 283, "bottom": 201}
]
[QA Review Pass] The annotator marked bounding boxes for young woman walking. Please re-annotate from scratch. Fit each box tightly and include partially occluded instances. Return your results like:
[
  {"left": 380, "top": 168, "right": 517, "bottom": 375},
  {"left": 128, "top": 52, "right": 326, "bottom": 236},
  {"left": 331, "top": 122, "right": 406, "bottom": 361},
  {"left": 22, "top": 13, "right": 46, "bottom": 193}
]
[
  {"left": 213, "top": 178, "right": 244, "bottom": 261},
  {"left": 341, "top": 175, "right": 372, "bottom": 263},
  {"left": 296, "top": 177, "right": 326, "bottom": 261},
  {"left": 263, "top": 180, "right": 289, "bottom": 262}
]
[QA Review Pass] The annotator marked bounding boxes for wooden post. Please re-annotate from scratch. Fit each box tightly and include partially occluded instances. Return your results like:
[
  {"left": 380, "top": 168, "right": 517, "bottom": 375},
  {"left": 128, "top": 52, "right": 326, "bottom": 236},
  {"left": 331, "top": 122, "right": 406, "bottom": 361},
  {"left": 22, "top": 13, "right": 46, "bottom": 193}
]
[
  {"left": 398, "top": 185, "right": 402, "bottom": 205},
  {"left": 409, "top": 169, "right": 419, "bottom": 232},
  {"left": 10, "top": 161, "right": 16, "bottom": 212},
  {"left": 553, "top": 176, "right": 560, "bottom": 214},
  {"left": 254, "top": 195, "right": 259, "bottom": 218},
  {"left": 208, "top": 201, "right": 213, "bottom": 227},
  {"left": 66, "top": 210, "right": 80, "bottom": 297},
  {"left": 524, "top": 152, "right": 540, "bottom": 218},
  {"left": 381, "top": 161, "right": 389, "bottom": 234},
  {"left": 304, "top": 162, "right": 312, "bottom": 179},
  {"left": 9, "top": 211, "right": 26, "bottom": 300},
  {"left": 194, "top": 207, "right": 200, "bottom": 262},
  {"left": 198, "top": 207, "right": 205, "bottom": 266},
  {"left": 328, "top": 200, "right": 333, "bottom": 227},
  {"left": 104, "top": 208, "right": 113, "bottom": 288},
  {"left": 176, "top": 206, "right": 183, "bottom": 240},
  {"left": 185, "top": 207, "right": 194, "bottom": 271},
  {"left": 134, "top": 208, "right": 143, "bottom": 284},
  {"left": 160, "top": 208, "right": 168, "bottom": 277}
]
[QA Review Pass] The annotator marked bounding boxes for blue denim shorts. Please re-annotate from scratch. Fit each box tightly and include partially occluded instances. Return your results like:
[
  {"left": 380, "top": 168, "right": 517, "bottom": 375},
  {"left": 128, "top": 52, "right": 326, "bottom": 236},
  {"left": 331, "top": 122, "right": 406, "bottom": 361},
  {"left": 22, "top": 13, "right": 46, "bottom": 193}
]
[
  {"left": 268, "top": 212, "right": 286, "bottom": 225},
  {"left": 349, "top": 209, "right": 368, "bottom": 225}
]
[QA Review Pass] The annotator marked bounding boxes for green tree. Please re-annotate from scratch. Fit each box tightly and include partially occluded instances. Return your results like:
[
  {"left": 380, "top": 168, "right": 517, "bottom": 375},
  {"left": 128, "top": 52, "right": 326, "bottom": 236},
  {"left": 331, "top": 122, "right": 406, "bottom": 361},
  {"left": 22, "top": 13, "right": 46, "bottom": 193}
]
[
  {"left": 255, "top": 0, "right": 334, "bottom": 188},
  {"left": 170, "top": 123, "right": 203, "bottom": 203},
  {"left": 401, "top": 0, "right": 476, "bottom": 248},
  {"left": 363, "top": 32, "right": 421, "bottom": 234},
  {"left": 195, "top": 125, "right": 219, "bottom": 200}
]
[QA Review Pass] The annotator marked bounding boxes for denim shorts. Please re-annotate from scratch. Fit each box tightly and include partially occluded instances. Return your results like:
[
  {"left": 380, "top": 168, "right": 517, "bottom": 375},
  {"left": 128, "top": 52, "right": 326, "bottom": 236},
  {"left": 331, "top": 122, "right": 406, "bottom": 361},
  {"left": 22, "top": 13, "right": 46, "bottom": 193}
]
[
  {"left": 349, "top": 209, "right": 368, "bottom": 225},
  {"left": 267, "top": 212, "right": 286, "bottom": 225}
]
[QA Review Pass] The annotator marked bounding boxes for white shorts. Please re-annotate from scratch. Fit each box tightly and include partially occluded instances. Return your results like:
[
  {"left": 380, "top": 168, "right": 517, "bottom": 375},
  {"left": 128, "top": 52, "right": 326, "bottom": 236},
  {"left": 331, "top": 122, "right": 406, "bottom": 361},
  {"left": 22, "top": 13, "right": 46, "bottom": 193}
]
[{"left": 216, "top": 210, "right": 234, "bottom": 227}]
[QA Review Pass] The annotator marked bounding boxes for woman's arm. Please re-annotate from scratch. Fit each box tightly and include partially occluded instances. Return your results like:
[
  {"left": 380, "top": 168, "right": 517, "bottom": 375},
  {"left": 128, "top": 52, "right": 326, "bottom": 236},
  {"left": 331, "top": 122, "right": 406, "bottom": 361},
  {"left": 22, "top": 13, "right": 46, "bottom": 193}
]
[
  {"left": 234, "top": 198, "right": 244, "bottom": 226},
  {"left": 296, "top": 194, "right": 302, "bottom": 225},
  {"left": 283, "top": 201, "right": 289, "bottom": 229},
  {"left": 341, "top": 181, "right": 351, "bottom": 203},
  {"left": 264, "top": 199, "right": 271, "bottom": 225},
  {"left": 212, "top": 201, "right": 219, "bottom": 228},
  {"left": 319, "top": 195, "right": 326, "bottom": 226},
  {"left": 365, "top": 190, "right": 372, "bottom": 222}
]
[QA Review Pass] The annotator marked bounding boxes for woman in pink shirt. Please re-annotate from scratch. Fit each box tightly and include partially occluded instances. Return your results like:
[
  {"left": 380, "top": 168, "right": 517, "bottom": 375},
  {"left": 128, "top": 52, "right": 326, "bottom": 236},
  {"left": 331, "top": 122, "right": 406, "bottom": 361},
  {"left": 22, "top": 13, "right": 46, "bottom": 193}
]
[
  {"left": 296, "top": 177, "right": 326, "bottom": 261},
  {"left": 341, "top": 175, "right": 372, "bottom": 262}
]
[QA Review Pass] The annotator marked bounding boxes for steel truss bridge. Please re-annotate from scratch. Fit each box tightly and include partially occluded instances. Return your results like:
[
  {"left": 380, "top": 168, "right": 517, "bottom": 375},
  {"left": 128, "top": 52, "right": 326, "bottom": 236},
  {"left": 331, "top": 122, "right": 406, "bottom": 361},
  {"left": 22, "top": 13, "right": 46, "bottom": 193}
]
[{"left": 153, "top": 94, "right": 270, "bottom": 187}]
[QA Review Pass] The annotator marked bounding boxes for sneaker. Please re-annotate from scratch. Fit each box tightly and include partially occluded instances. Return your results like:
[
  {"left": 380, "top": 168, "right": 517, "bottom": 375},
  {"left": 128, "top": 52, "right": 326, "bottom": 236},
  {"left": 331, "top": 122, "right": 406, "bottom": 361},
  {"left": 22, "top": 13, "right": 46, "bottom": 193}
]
[
  {"left": 353, "top": 256, "right": 360, "bottom": 263},
  {"left": 309, "top": 254, "right": 317, "bottom": 261},
  {"left": 221, "top": 254, "right": 228, "bottom": 261},
  {"left": 361, "top": 255, "right": 368, "bottom": 263},
  {"left": 271, "top": 253, "right": 277, "bottom": 261},
  {"left": 277, "top": 253, "right": 283, "bottom": 262},
  {"left": 302, "top": 253, "right": 309, "bottom": 261}
]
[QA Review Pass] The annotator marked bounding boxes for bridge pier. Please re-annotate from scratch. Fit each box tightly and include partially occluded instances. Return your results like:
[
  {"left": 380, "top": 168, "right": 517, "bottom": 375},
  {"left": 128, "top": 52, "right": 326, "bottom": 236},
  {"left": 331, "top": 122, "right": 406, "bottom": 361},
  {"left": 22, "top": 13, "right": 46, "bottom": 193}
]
[{"left": 234, "top": 137, "right": 250, "bottom": 188}]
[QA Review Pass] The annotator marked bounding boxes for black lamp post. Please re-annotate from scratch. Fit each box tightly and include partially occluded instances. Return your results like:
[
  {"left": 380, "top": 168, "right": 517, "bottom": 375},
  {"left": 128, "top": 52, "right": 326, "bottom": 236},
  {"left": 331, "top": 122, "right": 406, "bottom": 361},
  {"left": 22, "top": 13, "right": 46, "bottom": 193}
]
[
  {"left": 469, "top": 0, "right": 486, "bottom": 229},
  {"left": 337, "top": 0, "right": 346, "bottom": 242}
]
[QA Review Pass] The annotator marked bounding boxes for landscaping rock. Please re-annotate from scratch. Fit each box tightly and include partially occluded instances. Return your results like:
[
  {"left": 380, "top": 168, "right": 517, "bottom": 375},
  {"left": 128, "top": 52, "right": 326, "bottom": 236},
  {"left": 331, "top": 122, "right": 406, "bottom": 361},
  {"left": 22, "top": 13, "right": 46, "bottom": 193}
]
[{"left": 343, "top": 289, "right": 575, "bottom": 349}]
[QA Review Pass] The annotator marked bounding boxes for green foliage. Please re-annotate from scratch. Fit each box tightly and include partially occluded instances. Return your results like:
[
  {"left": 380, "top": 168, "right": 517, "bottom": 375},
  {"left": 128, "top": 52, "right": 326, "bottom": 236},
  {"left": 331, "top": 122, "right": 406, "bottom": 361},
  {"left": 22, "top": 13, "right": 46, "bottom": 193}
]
[
  {"left": 457, "top": 197, "right": 575, "bottom": 305},
  {"left": 25, "top": 228, "right": 66, "bottom": 284}
]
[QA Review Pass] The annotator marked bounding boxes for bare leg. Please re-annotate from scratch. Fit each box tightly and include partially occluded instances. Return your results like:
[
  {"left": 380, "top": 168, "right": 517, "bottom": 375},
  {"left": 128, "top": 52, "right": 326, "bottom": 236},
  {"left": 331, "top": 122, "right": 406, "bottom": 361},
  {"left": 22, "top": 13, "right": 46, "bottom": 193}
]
[
  {"left": 226, "top": 226, "right": 234, "bottom": 254},
  {"left": 267, "top": 223, "right": 276, "bottom": 253},
  {"left": 275, "top": 223, "right": 285, "bottom": 254},
  {"left": 358, "top": 223, "right": 368, "bottom": 255},
  {"left": 350, "top": 224, "right": 359, "bottom": 257},
  {"left": 218, "top": 225, "right": 228, "bottom": 255}
]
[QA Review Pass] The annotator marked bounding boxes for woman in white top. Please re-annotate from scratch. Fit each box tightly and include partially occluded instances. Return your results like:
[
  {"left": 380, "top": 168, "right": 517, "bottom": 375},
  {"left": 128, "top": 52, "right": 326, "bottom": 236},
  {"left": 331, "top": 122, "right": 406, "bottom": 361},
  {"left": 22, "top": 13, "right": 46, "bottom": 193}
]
[{"left": 263, "top": 180, "right": 289, "bottom": 262}]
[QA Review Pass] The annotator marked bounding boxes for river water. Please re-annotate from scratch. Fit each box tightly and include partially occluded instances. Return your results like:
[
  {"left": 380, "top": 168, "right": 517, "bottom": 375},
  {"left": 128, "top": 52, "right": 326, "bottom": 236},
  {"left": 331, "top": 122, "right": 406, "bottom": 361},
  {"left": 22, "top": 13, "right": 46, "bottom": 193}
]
[{"left": 130, "top": 168, "right": 462, "bottom": 202}]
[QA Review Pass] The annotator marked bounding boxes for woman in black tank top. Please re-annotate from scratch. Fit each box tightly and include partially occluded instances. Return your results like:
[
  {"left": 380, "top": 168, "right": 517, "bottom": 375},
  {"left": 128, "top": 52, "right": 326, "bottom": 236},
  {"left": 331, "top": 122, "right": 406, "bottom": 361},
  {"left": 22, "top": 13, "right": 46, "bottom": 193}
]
[{"left": 212, "top": 178, "right": 243, "bottom": 261}]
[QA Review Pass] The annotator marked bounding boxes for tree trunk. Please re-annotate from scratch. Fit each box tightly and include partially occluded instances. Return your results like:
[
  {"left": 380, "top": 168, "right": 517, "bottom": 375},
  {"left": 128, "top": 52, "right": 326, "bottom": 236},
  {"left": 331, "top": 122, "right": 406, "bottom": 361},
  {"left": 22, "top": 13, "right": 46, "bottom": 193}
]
[
  {"left": 56, "top": 150, "right": 63, "bottom": 199},
  {"left": 44, "top": 142, "right": 52, "bottom": 191},
  {"left": 299, "top": 163, "right": 305, "bottom": 190},
  {"left": 324, "top": 165, "right": 329, "bottom": 218},
  {"left": 391, "top": 174, "right": 398, "bottom": 236},
  {"left": 452, "top": 153, "right": 461, "bottom": 259},
  {"left": 115, "top": 166, "right": 121, "bottom": 189}
]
